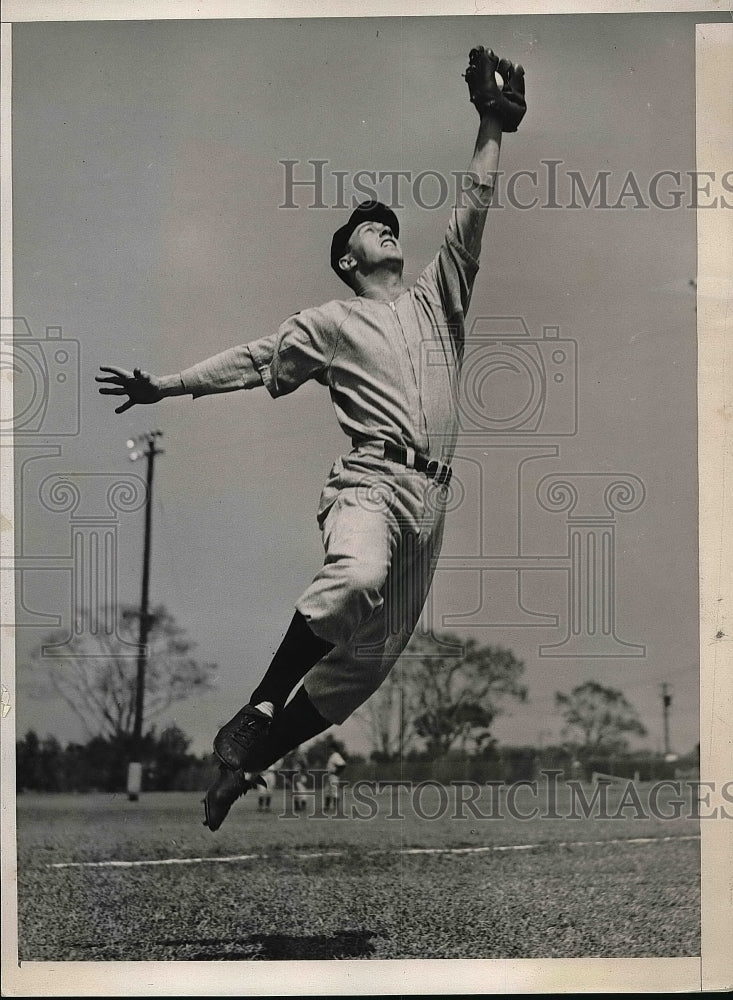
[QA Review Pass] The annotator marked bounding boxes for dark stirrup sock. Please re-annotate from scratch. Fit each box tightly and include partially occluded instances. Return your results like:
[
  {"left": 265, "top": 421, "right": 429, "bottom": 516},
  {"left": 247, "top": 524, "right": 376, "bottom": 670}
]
[
  {"left": 249, "top": 610, "right": 334, "bottom": 712},
  {"left": 246, "top": 685, "right": 331, "bottom": 773}
]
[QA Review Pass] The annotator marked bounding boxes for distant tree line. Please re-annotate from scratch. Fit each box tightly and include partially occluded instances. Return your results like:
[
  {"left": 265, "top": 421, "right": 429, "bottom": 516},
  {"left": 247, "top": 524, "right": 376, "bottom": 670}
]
[
  {"left": 16, "top": 725, "right": 207, "bottom": 794},
  {"left": 20, "top": 606, "right": 696, "bottom": 791},
  {"left": 16, "top": 726, "right": 699, "bottom": 793},
  {"left": 344, "top": 744, "right": 700, "bottom": 784}
]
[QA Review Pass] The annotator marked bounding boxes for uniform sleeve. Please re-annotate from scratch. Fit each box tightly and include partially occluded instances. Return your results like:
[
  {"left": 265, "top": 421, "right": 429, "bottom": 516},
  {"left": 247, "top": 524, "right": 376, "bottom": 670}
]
[
  {"left": 414, "top": 209, "right": 480, "bottom": 321},
  {"left": 180, "top": 344, "right": 263, "bottom": 398},
  {"left": 247, "top": 305, "right": 338, "bottom": 398},
  {"left": 179, "top": 305, "right": 338, "bottom": 400}
]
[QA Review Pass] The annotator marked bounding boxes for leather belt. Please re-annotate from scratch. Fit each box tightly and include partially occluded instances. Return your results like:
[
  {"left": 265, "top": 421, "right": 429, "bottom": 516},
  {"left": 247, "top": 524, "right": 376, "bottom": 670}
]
[{"left": 384, "top": 441, "right": 453, "bottom": 486}]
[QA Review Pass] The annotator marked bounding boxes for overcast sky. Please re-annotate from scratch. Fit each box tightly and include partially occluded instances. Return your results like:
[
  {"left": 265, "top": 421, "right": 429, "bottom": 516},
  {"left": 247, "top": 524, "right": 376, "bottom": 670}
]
[{"left": 11, "top": 11, "right": 722, "bottom": 756}]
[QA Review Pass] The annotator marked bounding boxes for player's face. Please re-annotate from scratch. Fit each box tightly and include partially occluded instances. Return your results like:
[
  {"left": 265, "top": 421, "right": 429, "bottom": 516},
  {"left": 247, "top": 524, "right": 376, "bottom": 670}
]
[{"left": 347, "top": 221, "right": 403, "bottom": 269}]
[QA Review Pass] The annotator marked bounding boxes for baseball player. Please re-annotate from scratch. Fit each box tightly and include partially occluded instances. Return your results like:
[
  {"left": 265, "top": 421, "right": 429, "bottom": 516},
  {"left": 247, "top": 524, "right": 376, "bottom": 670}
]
[
  {"left": 97, "top": 47, "right": 526, "bottom": 831},
  {"left": 257, "top": 758, "right": 281, "bottom": 812},
  {"left": 325, "top": 739, "right": 347, "bottom": 815},
  {"left": 291, "top": 764, "right": 309, "bottom": 815}
]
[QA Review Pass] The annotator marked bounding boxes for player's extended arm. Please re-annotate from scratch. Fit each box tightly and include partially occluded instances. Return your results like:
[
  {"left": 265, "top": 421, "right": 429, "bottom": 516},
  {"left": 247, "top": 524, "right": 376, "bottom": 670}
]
[
  {"left": 453, "top": 47, "right": 526, "bottom": 259},
  {"left": 96, "top": 346, "right": 264, "bottom": 414}
]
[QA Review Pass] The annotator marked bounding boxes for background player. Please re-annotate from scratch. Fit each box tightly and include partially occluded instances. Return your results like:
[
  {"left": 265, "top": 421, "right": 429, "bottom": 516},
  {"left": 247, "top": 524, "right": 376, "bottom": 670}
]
[
  {"left": 257, "top": 758, "right": 281, "bottom": 812},
  {"left": 324, "top": 738, "right": 347, "bottom": 815},
  {"left": 292, "top": 764, "right": 309, "bottom": 816}
]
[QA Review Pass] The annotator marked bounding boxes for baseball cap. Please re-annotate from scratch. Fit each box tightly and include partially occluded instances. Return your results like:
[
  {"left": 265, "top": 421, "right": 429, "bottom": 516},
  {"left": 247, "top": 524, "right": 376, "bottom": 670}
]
[{"left": 330, "top": 200, "right": 400, "bottom": 282}]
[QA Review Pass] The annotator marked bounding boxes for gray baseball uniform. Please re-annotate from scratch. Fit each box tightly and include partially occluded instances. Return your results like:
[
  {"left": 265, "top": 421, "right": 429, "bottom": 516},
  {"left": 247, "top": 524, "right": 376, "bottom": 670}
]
[{"left": 180, "top": 209, "right": 479, "bottom": 724}]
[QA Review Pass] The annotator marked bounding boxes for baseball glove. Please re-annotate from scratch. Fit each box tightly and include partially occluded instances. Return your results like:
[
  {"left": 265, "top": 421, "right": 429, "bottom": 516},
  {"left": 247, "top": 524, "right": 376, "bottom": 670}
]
[{"left": 464, "top": 46, "right": 526, "bottom": 132}]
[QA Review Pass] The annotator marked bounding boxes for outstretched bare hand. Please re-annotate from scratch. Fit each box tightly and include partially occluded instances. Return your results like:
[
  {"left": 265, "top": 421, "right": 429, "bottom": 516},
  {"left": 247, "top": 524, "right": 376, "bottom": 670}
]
[{"left": 96, "top": 366, "right": 164, "bottom": 414}]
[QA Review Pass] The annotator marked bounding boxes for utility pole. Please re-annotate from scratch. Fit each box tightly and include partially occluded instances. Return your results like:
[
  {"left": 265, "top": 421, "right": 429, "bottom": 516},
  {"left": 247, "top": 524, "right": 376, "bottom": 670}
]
[
  {"left": 126, "top": 430, "right": 164, "bottom": 801},
  {"left": 661, "top": 682, "right": 672, "bottom": 759}
]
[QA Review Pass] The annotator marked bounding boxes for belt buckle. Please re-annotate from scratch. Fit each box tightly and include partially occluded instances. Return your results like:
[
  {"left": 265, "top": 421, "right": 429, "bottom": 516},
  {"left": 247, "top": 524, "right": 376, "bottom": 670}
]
[{"left": 429, "top": 461, "right": 451, "bottom": 487}]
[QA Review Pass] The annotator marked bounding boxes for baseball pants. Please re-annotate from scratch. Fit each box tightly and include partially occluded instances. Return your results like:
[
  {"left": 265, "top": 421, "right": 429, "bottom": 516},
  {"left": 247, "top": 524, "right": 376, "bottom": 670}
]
[{"left": 298, "top": 449, "right": 447, "bottom": 724}]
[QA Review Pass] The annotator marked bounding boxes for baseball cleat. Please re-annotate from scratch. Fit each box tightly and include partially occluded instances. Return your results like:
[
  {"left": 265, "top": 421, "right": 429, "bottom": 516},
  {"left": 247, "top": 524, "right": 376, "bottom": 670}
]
[
  {"left": 213, "top": 703, "right": 272, "bottom": 771},
  {"left": 202, "top": 765, "right": 266, "bottom": 832}
]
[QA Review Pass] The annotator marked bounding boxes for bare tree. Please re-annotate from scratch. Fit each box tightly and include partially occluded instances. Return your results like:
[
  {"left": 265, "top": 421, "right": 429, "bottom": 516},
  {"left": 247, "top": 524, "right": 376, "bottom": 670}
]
[
  {"left": 555, "top": 680, "right": 647, "bottom": 753},
  {"left": 355, "top": 660, "right": 416, "bottom": 760},
  {"left": 29, "top": 605, "right": 216, "bottom": 741},
  {"left": 357, "top": 631, "right": 527, "bottom": 759}
]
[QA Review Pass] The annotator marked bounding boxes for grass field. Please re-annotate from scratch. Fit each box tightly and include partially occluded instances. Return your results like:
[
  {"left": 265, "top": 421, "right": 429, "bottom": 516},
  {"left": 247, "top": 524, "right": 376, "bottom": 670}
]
[{"left": 14, "top": 782, "right": 700, "bottom": 961}]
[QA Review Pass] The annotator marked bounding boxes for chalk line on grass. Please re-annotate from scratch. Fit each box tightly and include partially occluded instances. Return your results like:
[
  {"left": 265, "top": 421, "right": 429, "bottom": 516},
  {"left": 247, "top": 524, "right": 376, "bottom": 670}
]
[{"left": 47, "top": 834, "right": 701, "bottom": 870}]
